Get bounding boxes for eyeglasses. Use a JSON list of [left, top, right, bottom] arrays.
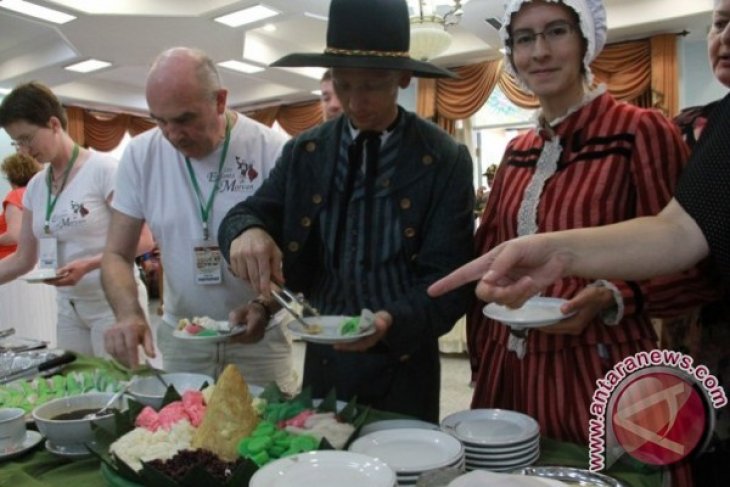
[[509, 21, 577, 51], [10, 128, 40, 149]]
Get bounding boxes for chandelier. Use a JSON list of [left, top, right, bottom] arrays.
[[409, 0, 464, 61]]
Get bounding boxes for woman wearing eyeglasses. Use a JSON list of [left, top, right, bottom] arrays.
[[0, 81, 151, 357], [465, 0, 711, 463]]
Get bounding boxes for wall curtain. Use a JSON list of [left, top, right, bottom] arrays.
[[244, 100, 322, 136], [65, 106, 155, 151], [419, 34, 679, 133]]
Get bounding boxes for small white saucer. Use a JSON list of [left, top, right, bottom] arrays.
[[483, 297, 576, 330], [0, 430, 44, 461], [45, 440, 92, 459], [21, 269, 63, 283]]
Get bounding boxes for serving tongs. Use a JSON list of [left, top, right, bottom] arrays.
[[270, 284, 321, 333], [0, 351, 76, 385], [0, 328, 15, 339]]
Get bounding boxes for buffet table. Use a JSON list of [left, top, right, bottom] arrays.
[[0, 356, 664, 487]]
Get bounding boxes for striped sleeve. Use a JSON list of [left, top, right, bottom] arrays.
[[629, 110, 718, 316]]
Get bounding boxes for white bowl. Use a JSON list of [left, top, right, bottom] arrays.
[[32, 392, 125, 451], [128, 372, 213, 409]]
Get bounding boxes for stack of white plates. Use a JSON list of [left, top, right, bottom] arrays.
[[349, 428, 465, 485], [249, 450, 397, 487], [440, 409, 540, 472]]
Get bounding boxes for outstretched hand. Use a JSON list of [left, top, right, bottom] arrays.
[[104, 316, 155, 368], [427, 235, 571, 307]]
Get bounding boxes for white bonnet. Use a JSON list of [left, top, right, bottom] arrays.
[[500, 0, 607, 87]]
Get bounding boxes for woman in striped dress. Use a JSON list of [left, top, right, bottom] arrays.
[[467, 0, 712, 465]]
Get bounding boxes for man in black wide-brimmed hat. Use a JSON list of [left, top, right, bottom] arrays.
[[219, 0, 474, 422]]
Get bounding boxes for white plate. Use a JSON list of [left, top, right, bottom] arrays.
[[0, 430, 44, 461], [396, 457, 465, 482], [449, 470, 567, 487], [465, 443, 539, 461], [349, 428, 464, 473], [21, 269, 63, 283], [172, 322, 246, 343], [286, 315, 376, 344], [45, 439, 92, 458], [482, 297, 575, 329], [463, 438, 539, 455], [250, 450, 396, 487], [360, 419, 440, 437], [441, 409, 540, 447], [464, 448, 540, 469]]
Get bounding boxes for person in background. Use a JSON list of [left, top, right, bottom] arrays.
[[319, 69, 343, 121], [665, 0, 730, 481], [474, 164, 497, 214], [0, 81, 151, 357], [102, 47, 297, 391], [218, 0, 474, 423], [0, 153, 41, 259], [444, 2, 710, 484]]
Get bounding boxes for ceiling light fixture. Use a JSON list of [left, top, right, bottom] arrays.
[[409, 0, 464, 61], [218, 60, 265, 74], [0, 0, 76, 24], [0, 87, 11, 95], [215, 4, 279, 28], [65, 59, 111, 73]]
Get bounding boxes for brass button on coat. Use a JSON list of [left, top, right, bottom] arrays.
[[305, 141, 316, 152], [422, 155, 433, 165], [288, 241, 300, 252], [399, 198, 411, 209], [404, 227, 416, 238], [300, 216, 312, 227], [312, 194, 323, 204], [380, 178, 391, 188]]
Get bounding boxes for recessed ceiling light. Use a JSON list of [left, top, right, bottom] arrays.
[[311, 90, 322, 96], [65, 59, 112, 73], [262, 23, 276, 32], [280, 67, 326, 80], [0, 87, 11, 95], [215, 4, 279, 28], [498, 48, 506, 54], [303, 12, 328, 22], [0, 0, 76, 24], [218, 60, 265, 74]]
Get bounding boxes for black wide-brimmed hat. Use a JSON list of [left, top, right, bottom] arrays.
[[271, 0, 456, 78]]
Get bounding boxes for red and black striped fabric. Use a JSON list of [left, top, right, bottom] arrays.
[[468, 92, 714, 447]]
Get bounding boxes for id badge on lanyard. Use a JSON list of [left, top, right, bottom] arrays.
[[193, 240, 222, 285], [38, 236, 59, 270]]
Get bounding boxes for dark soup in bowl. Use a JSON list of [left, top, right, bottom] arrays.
[[52, 408, 119, 421]]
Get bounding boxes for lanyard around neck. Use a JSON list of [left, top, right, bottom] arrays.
[[44, 144, 79, 234], [184, 113, 231, 240]]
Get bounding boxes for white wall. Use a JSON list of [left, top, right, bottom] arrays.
[[679, 37, 728, 109]]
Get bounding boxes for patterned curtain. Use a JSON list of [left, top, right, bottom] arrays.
[[245, 101, 322, 136], [64, 106, 155, 151]]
